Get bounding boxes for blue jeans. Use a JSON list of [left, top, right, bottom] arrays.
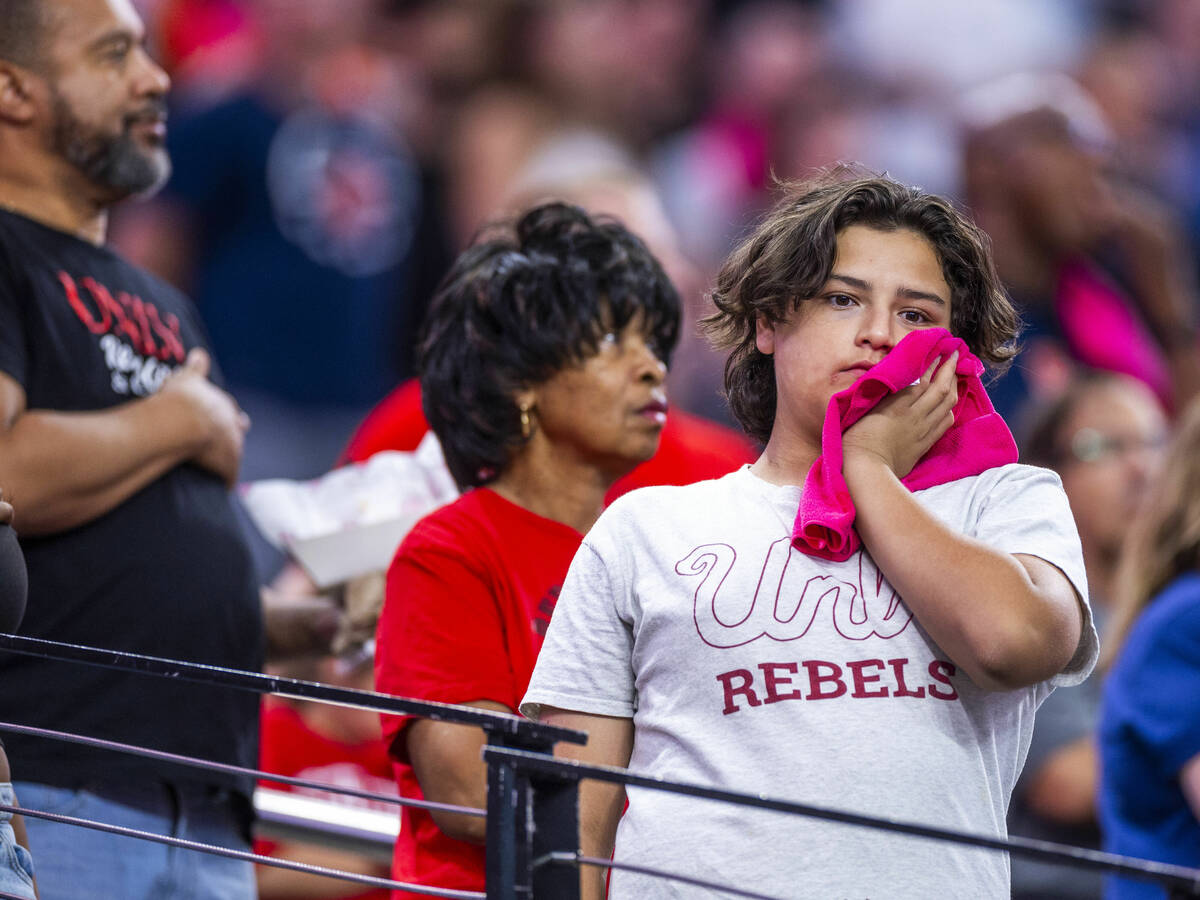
[[14, 780, 255, 900], [0, 783, 36, 900]]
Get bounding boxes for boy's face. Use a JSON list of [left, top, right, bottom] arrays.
[[756, 224, 952, 450]]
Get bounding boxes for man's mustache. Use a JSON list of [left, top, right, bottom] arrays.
[[124, 98, 168, 128]]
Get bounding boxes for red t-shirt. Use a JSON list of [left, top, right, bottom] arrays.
[[339, 378, 758, 503], [374, 488, 584, 898], [256, 699, 399, 900]]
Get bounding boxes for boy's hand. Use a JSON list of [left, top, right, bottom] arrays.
[[843, 351, 958, 478]]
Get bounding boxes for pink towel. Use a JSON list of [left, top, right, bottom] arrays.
[[793, 327, 1017, 562]]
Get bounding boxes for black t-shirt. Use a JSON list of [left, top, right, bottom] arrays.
[[0, 209, 263, 799]]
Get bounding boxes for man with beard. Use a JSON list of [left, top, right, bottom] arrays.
[[0, 1, 265, 896]]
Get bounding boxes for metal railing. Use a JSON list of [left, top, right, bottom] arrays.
[[484, 746, 1200, 898], [3, 632, 1200, 899]]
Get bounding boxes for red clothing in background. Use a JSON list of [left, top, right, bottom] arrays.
[[341, 379, 429, 463], [256, 698, 398, 900], [374, 489, 583, 899], [339, 378, 758, 502]]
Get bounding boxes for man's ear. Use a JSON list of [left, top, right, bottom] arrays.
[[0, 62, 38, 125], [754, 316, 776, 356]]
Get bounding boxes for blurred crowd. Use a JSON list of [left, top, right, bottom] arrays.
[[112, 0, 1200, 479], [98, 1, 1200, 897]]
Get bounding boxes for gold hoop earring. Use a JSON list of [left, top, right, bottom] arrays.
[[519, 403, 533, 440]]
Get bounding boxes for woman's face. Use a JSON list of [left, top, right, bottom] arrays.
[[526, 316, 669, 478], [1057, 378, 1168, 567]]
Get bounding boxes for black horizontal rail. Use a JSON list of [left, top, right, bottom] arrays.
[[0, 802, 483, 899], [486, 746, 1200, 895], [0, 720, 484, 819], [0, 633, 585, 746]]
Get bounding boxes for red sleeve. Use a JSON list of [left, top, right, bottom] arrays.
[[340, 378, 429, 464], [374, 524, 517, 759]]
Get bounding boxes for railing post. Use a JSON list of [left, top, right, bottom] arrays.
[[529, 771, 579, 899], [484, 735, 581, 900], [485, 737, 528, 900]]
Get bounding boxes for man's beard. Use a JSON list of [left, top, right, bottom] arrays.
[[50, 90, 171, 198]]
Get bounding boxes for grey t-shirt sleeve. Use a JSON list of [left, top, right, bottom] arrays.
[[971, 465, 1098, 688], [521, 535, 637, 721]]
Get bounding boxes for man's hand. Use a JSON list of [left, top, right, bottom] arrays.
[[843, 351, 958, 478], [261, 587, 343, 660], [158, 348, 250, 487]]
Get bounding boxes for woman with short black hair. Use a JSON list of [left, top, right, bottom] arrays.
[[374, 201, 680, 898]]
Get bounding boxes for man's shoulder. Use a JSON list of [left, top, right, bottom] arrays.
[[0, 209, 189, 302], [0, 209, 56, 281]]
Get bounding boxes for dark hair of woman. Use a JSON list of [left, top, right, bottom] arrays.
[[418, 201, 681, 489], [703, 166, 1020, 444]]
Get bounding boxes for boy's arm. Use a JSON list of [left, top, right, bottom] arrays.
[[843, 353, 1084, 692], [539, 708, 634, 900]]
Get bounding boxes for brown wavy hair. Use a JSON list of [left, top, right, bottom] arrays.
[[702, 167, 1019, 443]]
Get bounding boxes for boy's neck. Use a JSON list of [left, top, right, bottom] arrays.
[[750, 436, 819, 487]]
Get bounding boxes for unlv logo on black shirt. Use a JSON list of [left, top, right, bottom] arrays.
[[58, 271, 185, 396]]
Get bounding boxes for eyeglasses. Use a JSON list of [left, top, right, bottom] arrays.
[[1066, 427, 1168, 464]]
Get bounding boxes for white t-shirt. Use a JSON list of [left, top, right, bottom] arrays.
[[521, 464, 1096, 900]]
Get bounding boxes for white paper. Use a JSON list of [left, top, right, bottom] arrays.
[[240, 433, 459, 587]]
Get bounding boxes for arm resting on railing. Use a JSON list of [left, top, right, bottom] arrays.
[[407, 699, 512, 844]]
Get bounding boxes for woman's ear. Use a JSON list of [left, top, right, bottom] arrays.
[[754, 316, 776, 356], [513, 388, 537, 441], [513, 387, 537, 411]]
